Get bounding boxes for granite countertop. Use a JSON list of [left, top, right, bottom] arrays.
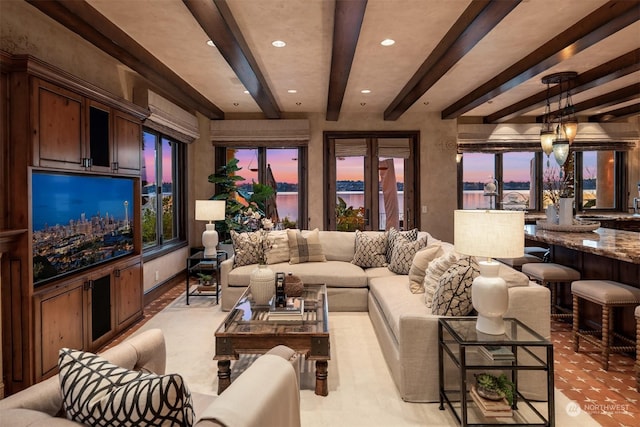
[[526, 212, 640, 222], [524, 224, 640, 264]]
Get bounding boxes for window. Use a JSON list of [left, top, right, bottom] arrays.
[[142, 129, 185, 252], [216, 147, 307, 229], [460, 149, 627, 212]]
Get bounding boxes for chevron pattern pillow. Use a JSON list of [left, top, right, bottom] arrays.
[[388, 234, 427, 274], [58, 348, 194, 426], [352, 230, 388, 267], [430, 256, 480, 316]]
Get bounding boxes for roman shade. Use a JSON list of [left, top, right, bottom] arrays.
[[210, 119, 310, 146], [135, 89, 200, 143]]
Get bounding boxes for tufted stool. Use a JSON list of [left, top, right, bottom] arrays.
[[571, 280, 640, 370], [496, 254, 543, 271], [636, 306, 640, 392], [522, 263, 580, 319]]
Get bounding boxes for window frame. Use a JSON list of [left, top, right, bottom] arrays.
[[141, 128, 187, 260], [214, 145, 308, 230]]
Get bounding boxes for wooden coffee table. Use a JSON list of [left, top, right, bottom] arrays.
[[214, 284, 330, 395]]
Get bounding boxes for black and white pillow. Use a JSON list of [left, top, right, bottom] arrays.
[[388, 234, 427, 275], [58, 348, 194, 427], [386, 227, 418, 264], [430, 256, 480, 316], [231, 230, 262, 266], [352, 230, 388, 267]]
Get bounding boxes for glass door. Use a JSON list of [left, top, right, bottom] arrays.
[[325, 133, 417, 231]]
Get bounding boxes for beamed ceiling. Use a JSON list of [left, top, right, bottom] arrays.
[[25, 0, 640, 123]]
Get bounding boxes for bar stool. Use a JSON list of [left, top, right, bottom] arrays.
[[636, 305, 640, 392], [522, 263, 580, 319], [496, 254, 542, 271], [524, 246, 549, 261], [571, 280, 640, 370]]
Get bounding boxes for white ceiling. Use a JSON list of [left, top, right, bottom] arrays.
[[78, 0, 639, 120]]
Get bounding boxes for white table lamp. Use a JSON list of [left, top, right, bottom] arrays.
[[195, 200, 226, 257], [454, 210, 524, 335]]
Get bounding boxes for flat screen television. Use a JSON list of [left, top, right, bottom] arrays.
[[32, 170, 136, 287]]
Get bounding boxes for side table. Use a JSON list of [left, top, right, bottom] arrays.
[[438, 317, 554, 426], [186, 250, 228, 305]]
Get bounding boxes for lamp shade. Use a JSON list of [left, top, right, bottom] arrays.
[[454, 210, 524, 260], [540, 130, 554, 156], [195, 200, 226, 222], [552, 139, 570, 166]]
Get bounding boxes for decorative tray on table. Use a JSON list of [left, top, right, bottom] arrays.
[[536, 219, 600, 232]]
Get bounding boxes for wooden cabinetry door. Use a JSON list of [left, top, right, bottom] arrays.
[[113, 111, 142, 175], [86, 100, 112, 173], [115, 260, 143, 327], [33, 79, 84, 170], [34, 279, 86, 380], [86, 267, 116, 350]]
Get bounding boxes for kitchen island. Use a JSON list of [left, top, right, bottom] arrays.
[[524, 224, 639, 338]]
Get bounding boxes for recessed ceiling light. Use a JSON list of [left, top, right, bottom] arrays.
[[287, 89, 297, 94], [243, 90, 249, 94], [272, 40, 286, 48], [206, 40, 215, 47], [380, 39, 395, 46], [361, 89, 371, 94]]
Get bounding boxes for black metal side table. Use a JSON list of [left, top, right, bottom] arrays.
[[438, 317, 554, 426], [186, 250, 228, 305]]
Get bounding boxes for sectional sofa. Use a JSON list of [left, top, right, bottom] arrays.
[[220, 228, 551, 402]]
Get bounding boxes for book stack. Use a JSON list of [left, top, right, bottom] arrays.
[[478, 345, 515, 361], [268, 297, 304, 321], [470, 385, 513, 417]]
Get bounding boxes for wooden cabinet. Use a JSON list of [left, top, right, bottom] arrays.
[[33, 257, 142, 381], [32, 78, 142, 175]]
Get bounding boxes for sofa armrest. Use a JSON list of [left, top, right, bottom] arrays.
[[505, 282, 551, 339], [196, 350, 301, 427], [219, 256, 235, 292]]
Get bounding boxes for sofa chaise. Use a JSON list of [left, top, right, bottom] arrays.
[[0, 329, 301, 427], [220, 228, 551, 402]]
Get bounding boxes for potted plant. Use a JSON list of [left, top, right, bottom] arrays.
[[207, 158, 274, 243], [197, 273, 214, 286], [474, 373, 515, 406]]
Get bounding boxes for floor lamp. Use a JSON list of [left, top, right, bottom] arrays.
[[195, 200, 226, 257], [454, 210, 524, 335]]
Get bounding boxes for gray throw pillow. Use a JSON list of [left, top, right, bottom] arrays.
[[352, 230, 388, 267]]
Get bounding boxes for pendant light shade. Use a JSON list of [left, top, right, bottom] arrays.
[[541, 72, 579, 162], [552, 139, 570, 166], [540, 130, 555, 156]]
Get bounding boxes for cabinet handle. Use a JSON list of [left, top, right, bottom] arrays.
[[112, 161, 119, 171], [114, 269, 121, 278], [83, 280, 93, 291]]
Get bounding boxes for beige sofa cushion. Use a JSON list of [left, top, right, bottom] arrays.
[[317, 231, 356, 261], [408, 242, 444, 293], [288, 229, 326, 264], [265, 230, 290, 264]]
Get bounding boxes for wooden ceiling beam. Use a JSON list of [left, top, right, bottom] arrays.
[[326, 0, 368, 121], [485, 49, 640, 123], [536, 83, 640, 122], [384, 0, 519, 121], [442, 0, 640, 120], [185, 0, 281, 119], [589, 103, 640, 122], [26, 0, 224, 119]]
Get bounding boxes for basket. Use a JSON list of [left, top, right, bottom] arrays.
[[284, 273, 304, 297]]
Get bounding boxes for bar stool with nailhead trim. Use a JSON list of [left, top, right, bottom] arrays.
[[571, 280, 640, 370]]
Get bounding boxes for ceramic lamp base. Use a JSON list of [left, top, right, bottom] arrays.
[[472, 261, 508, 336]]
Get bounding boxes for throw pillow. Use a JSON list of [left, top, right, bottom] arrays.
[[287, 228, 326, 264], [388, 234, 427, 275], [58, 348, 194, 427], [430, 256, 480, 316], [386, 227, 418, 264], [408, 242, 444, 293], [264, 230, 290, 264], [424, 251, 459, 307], [231, 230, 262, 266], [352, 230, 388, 267]]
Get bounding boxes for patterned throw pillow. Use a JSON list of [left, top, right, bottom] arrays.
[[231, 230, 261, 266], [264, 230, 290, 264], [58, 348, 194, 427], [386, 227, 418, 264], [424, 252, 459, 307], [287, 228, 326, 264], [408, 242, 444, 293], [388, 234, 427, 275], [430, 256, 480, 316], [352, 230, 388, 267]]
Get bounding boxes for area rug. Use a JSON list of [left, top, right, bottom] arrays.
[[131, 291, 602, 426]]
